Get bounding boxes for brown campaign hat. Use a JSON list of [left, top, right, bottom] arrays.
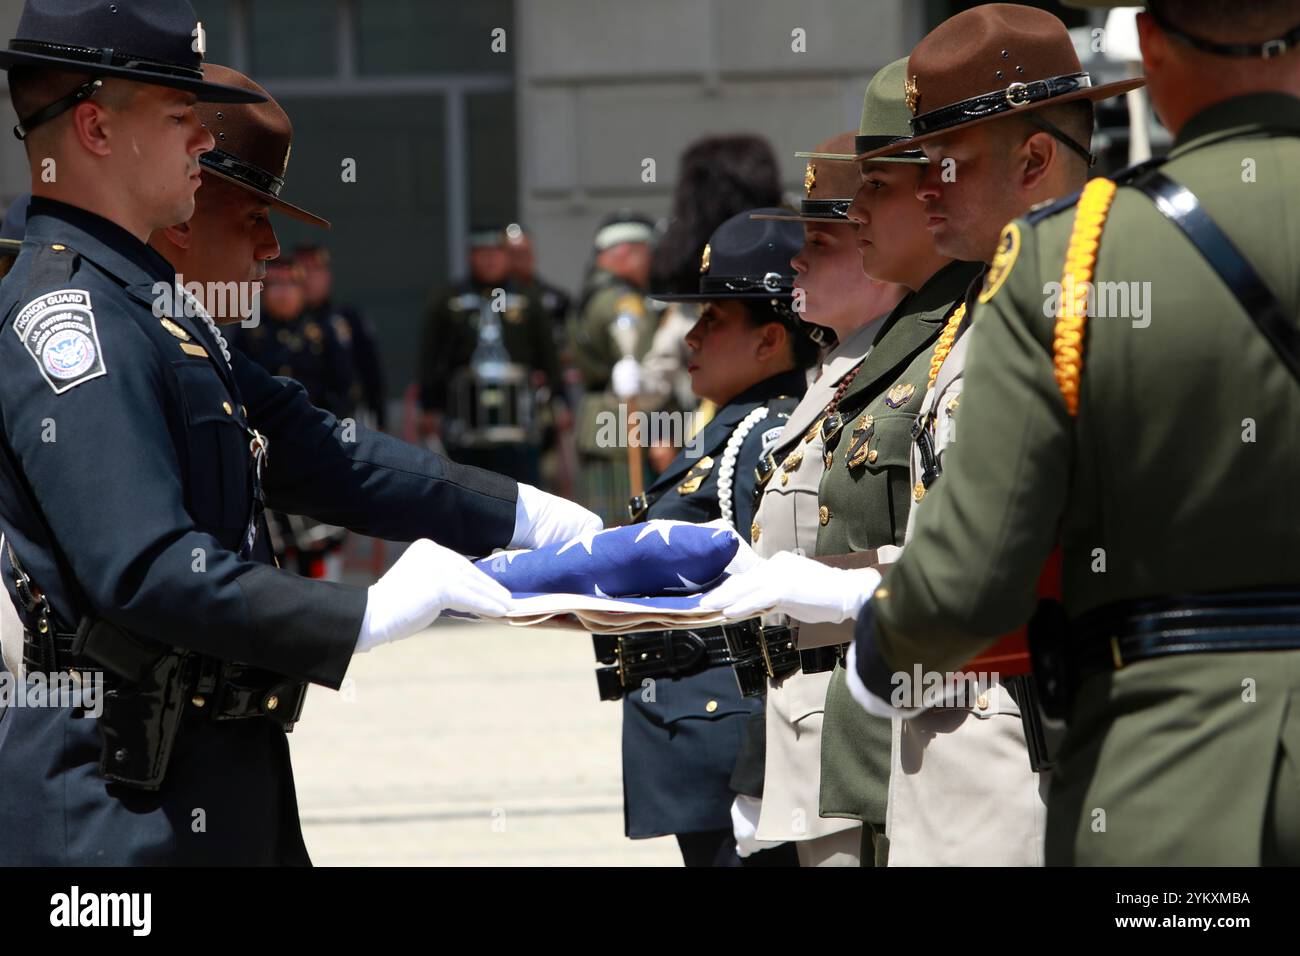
[[752, 132, 862, 224], [857, 3, 1144, 163], [194, 64, 328, 229]]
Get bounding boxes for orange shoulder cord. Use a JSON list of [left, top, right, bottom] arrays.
[[926, 302, 967, 390], [1052, 177, 1119, 416], [960, 185, 1118, 676]]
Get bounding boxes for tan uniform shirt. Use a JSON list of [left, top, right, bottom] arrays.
[[749, 321, 880, 844], [885, 327, 1047, 866]]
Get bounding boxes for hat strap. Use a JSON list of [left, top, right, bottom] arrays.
[[1022, 111, 1096, 168], [14, 77, 102, 141], [200, 148, 286, 198], [910, 72, 1093, 137], [1148, 2, 1300, 60], [854, 133, 927, 160], [801, 198, 853, 219], [700, 272, 794, 297]]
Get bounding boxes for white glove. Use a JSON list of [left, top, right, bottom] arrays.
[[355, 539, 512, 653], [509, 482, 603, 550], [698, 550, 881, 624], [731, 794, 785, 859], [610, 355, 642, 400]]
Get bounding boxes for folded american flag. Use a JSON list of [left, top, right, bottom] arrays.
[[471, 520, 750, 632]]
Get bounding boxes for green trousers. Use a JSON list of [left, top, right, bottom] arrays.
[[1047, 650, 1300, 865]]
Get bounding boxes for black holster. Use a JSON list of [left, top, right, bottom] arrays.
[[73, 617, 188, 791], [1026, 598, 1075, 722]]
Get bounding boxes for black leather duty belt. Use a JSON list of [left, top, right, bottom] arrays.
[[726, 623, 849, 698], [21, 626, 306, 727], [592, 622, 754, 701], [1070, 590, 1300, 681]]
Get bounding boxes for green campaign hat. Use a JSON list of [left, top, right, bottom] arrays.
[[853, 57, 930, 164]]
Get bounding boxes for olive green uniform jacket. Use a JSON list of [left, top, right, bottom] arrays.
[[810, 261, 980, 855]]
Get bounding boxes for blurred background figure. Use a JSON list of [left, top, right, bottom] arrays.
[[230, 258, 353, 580], [296, 243, 388, 432], [505, 222, 577, 496], [639, 134, 785, 472], [418, 225, 565, 487], [506, 222, 570, 346], [568, 211, 659, 526]]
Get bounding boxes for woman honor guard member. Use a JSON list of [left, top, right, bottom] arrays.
[[704, 57, 982, 866], [723, 125, 906, 866], [598, 210, 820, 867]]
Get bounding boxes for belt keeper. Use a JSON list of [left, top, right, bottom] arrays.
[[1110, 635, 1125, 670]]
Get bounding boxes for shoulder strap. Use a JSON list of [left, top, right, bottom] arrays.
[[1128, 167, 1300, 386], [1052, 177, 1122, 416]]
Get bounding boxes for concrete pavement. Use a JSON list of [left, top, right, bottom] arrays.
[[289, 616, 682, 866]]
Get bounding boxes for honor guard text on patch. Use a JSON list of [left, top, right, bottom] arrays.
[[979, 222, 1020, 303], [13, 289, 106, 394]]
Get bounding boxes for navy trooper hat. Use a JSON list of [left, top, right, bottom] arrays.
[[0, 0, 266, 140], [651, 209, 802, 303]]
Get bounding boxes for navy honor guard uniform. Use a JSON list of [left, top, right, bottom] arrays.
[[599, 211, 820, 866]]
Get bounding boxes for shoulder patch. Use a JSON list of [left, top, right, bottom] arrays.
[[978, 223, 1021, 304], [12, 289, 106, 394]]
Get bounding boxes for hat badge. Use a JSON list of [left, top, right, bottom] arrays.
[[803, 161, 817, 196], [700, 243, 711, 274], [904, 75, 920, 115], [191, 21, 207, 58]]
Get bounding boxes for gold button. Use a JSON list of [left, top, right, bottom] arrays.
[[780, 473, 789, 486], [705, 700, 718, 713], [867, 449, 878, 464], [265, 695, 279, 711], [751, 521, 761, 543], [914, 481, 926, 502], [976, 693, 989, 710], [222, 401, 233, 415], [819, 505, 830, 526], [191, 695, 206, 708], [875, 587, 889, 600], [50, 243, 65, 251]]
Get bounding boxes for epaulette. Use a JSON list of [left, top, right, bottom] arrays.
[[1024, 190, 1082, 226], [19, 241, 78, 303]]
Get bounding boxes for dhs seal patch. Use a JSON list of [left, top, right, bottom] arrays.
[[12, 289, 106, 394]]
